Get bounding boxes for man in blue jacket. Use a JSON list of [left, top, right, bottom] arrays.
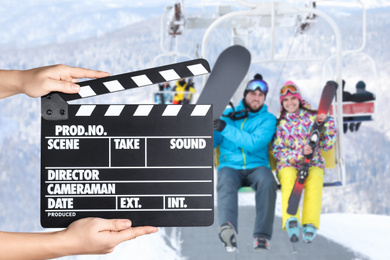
[[214, 74, 277, 252]]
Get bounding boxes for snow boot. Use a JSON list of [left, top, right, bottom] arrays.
[[303, 224, 317, 243], [285, 217, 300, 242], [253, 237, 270, 251], [218, 222, 237, 252]]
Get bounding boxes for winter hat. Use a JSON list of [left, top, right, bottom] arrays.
[[356, 81, 366, 89], [244, 74, 269, 98], [279, 81, 303, 104]]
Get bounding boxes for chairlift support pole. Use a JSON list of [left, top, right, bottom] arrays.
[[153, 3, 193, 66]]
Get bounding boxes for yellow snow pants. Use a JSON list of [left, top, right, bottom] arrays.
[[278, 166, 324, 230]]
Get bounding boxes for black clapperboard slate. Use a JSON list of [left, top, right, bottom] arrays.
[[40, 59, 214, 228]]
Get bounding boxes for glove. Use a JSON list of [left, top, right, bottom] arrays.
[[213, 119, 226, 132]]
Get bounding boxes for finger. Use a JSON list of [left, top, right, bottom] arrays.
[[318, 113, 326, 122], [67, 67, 110, 80], [47, 79, 80, 94], [99, 219, 134, 232], [116, 226, 158, 242]]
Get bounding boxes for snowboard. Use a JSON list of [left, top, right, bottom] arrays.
[[197, 45, 251, 119], [286, 81, 337, 215]]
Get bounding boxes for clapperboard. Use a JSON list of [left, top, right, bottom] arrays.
[[40, 59, 214, 228]]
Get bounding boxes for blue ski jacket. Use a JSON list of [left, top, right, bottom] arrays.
[[214, 100, 277, 170]]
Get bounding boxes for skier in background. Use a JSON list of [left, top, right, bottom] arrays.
[[349, 80, 376, 132], [214, 74, 277, 252], [172, 78, 195, 104], [155, 82, 173, 104], [0, 64, 158, 259], [271, 81, 337, 243]]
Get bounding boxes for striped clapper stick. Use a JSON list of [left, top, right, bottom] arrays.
[[40, 59, 214, 228]]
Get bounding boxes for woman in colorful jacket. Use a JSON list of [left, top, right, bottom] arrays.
[[271, 81, 337, 243]]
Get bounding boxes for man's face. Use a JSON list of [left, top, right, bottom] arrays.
[[245, 89, 265, 111]]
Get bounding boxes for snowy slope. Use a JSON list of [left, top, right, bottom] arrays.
[[0, 1, 389, 260], [319, 213, 390, 260], [239, 192, 390, 260]]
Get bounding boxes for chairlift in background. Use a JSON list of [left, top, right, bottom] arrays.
[[325, 54, 377, 130], [322, 0, 377, 132]]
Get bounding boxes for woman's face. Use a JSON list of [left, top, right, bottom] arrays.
[[282, 95, 300, 113]]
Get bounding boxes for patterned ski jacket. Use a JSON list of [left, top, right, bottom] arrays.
[[271, 102, 337, 171], [214, 100, 276, 170]]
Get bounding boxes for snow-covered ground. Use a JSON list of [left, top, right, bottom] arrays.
[[1, 1, 390, 260], [319, 213, 390, 260], [240, 192, 390, 260]]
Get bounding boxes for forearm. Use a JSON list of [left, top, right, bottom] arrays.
[[0, 69, 24, 99], [0, 230, 73, 260], [0, 64, 109, 99]]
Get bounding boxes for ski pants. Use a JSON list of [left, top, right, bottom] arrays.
[[217, 166, 277, 239], [278, 166, 324, 230]]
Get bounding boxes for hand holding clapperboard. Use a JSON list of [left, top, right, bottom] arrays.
[[41, 59, 214, 228]]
